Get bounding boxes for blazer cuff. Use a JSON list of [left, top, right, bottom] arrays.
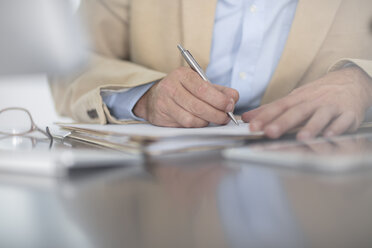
[[70, 83, 163, 125], [102, 82, 155, 122], [328, 58, 372, 79]]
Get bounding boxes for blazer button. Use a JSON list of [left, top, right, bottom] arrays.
[[87, 109, 98, 119]]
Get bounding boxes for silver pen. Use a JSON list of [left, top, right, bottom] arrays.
[[177, 44, 239, 126]]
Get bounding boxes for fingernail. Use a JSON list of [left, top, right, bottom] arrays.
[[324, 131, 334, 137], [298, 131, 311, 140], [266, 125, 280, 138], [225, 98, 235, 112], [250, 121, 262, 131]]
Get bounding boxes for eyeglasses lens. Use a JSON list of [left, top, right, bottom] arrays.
[[0, 109, 32, 135]]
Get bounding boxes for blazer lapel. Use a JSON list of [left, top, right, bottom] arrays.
[[180, 0, 218, 70], [261, 0, 343, 104]]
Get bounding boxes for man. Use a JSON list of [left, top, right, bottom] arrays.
[[50, 0, 372, 140]]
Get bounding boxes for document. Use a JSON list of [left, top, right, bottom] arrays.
[[59, 120, 263, 140], [58, 121, 264, 155]]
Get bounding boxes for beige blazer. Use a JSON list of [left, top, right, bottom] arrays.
[[49, 0, 372, 124]]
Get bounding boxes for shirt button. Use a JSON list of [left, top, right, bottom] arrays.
[[239, 72, 247, 80], [250, 5, 258, 13]]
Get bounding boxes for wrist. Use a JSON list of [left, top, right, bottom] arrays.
[[349, 66, 372, 108], [133, 90, 149, 120]]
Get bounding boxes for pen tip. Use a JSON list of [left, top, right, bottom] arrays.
[[227, 112, 239, 125]]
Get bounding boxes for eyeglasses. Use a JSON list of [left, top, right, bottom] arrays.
[[0, 107, 53, 148]]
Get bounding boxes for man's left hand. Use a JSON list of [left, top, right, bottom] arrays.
[[242, 66, 372, 140]]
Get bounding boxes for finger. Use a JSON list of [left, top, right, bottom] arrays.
[[178, 68, 234, 112], [263, 102, 317, 139], [212, 84, 240, 103], [148, 111, 182, 128], [322, 111, 357, 137], [296, 106, 339, 140], [249, 96, 304, 131], [145, 93, 181, 127], [241, 105, 268, 123], [173, 85, 230, 125], [167, 99, 209, 128]]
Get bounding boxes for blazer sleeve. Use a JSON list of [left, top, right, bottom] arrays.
[[48, 0, 165, 124], [329, 58, 372, 79]]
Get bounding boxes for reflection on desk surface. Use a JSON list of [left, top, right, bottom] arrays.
[[224, 133, 372, 173], [250, 133, 372, 156], [1, 146, 372, 248]]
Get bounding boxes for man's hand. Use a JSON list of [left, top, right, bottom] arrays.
[[242, 66, 372, 140], [133, 67, 239, 127]]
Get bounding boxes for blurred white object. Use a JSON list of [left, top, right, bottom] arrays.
[[0, 0, 87, 75], [69, 0, 81, 12], [0, 75, 72, 126]]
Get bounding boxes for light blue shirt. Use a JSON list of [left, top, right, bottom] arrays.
[[103, 0, 298, 120]]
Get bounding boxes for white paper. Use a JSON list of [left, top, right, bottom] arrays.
[[60, 120, 263, 139]]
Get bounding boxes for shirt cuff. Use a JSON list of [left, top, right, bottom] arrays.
[[101, 83, 155, 121]]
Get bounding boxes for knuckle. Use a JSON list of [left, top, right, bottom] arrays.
[[189, 101, 205, 116], [156, 98, 168, 114], [286, 105, 302, 117], [180, 68, 195, 83], [295, 108, 307, 120], [301, 101, 316, 115], [222, 87, 237, 99], [199, 120, 209, 127], [304, 123, 318, 133], [180, 116, 208, 128], [266, 105, 283, 117], [277, 101, 290, 111], [219, 96, 230, 110], [222, 87, 239, 102], [317, 104, 341, 119], [197, 82, 209, 96], [326, 104, 340, 115], [174, 67, 189, 77], [181, 115, 197, 128], [158, 79, 177, 99]]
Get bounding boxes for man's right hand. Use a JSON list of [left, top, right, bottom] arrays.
[[133, 67, 239, 127]]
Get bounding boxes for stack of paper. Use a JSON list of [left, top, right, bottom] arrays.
[[58, 121, 263, 156]]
